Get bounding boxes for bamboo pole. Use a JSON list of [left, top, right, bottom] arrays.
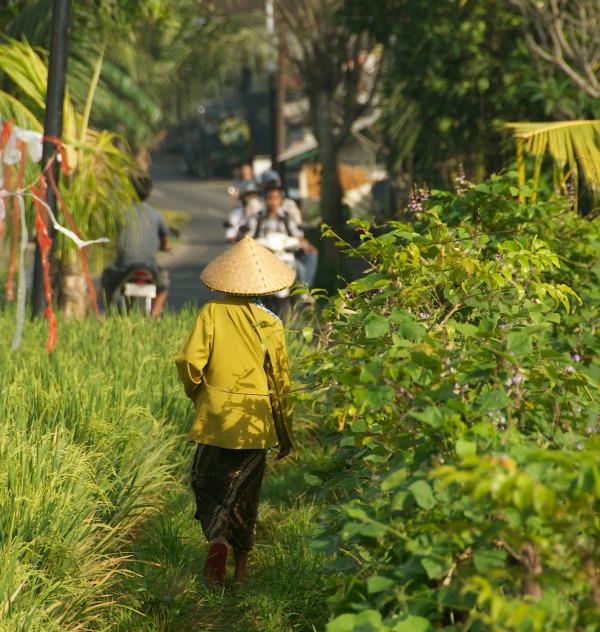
[[32, 0, 72, 317]]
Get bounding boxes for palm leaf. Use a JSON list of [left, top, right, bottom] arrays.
[[505, 120, 600, 199], [99, 61, 163, 125], [0, 92, 42, 130], [80, 48, 105, 143], [0, 38, 136, 267], [0, 38, 48, 113]]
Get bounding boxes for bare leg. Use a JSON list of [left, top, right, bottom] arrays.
[[233, 547, 249, 582], [204, 536, 228, 586], [150, 292, 168, 319]]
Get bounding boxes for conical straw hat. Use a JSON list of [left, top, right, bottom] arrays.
[[199, 235, 296, 296]]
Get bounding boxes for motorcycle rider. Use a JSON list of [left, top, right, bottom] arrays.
[[224, 182, 262, 243], [101, 175, 171, 318], [247, 184, 318, 290], [259, 169, 304, 227], [233, 163, 259, 197]]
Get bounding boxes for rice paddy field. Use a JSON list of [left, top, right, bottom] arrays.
[[1, 307, 329, 631]]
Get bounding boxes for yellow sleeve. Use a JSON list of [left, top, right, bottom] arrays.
[[267, 327, 295, 449], [175, 311, 213, 399]]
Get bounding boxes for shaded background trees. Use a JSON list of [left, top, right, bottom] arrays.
[[0, 0, 267, 161], [341, 0, 600, 192], [341, 0, 547, 187], [276, 0, 383, 236]]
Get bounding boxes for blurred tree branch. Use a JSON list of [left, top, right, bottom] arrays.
[[508, 0, 600, 98], [275, 0, 384, 236]]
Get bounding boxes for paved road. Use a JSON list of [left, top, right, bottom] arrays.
[[149, 152, 232, 312]]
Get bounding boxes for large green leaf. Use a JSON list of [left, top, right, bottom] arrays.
[[505, 120, 600, 202]]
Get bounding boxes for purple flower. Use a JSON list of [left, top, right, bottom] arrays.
[[407, 185, 424, 215], [454, 164, 468, 195], [572, 352, 580, 363]]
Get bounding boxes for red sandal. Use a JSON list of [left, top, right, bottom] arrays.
[[203, 541, 228, 586]]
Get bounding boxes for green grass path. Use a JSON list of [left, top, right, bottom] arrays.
[[1, 308, 330, 631], [112, 447, 329, 632]]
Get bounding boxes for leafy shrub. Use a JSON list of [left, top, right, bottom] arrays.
[[300, 173, 600, 630]]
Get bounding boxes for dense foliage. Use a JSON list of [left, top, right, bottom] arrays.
[[340, 0, 548, 185], [339, 0, 600, 190], [300, 174, 600, 630]]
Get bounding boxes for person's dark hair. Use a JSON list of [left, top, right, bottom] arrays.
[[264, 183, 283, 196], [131, 175, 153, 201]]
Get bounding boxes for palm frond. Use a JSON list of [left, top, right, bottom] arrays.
[[81, 48, 105, 142], [0, 92, 43, 130], [505, 120, 600, 194], [0, 39, 48, 113], [0, 2, 52, 48], [89, 89, 155, 145], [99, 61, 163, 125]]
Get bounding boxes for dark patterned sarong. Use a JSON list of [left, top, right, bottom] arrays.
[[190, 443, 267, 552]]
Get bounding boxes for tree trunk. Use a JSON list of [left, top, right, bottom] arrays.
[[519, 543, 543, 601], [57, 255, 91, 320], [312, 90, 344, 233], [309, 89, 347, 288]]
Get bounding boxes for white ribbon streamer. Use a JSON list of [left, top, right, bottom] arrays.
[[29, 193, 110, 248], [2, 127, 43, 165], [11, 195, 28, 351]]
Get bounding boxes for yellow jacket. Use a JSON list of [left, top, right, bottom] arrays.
[[175, 296, 294, 450]]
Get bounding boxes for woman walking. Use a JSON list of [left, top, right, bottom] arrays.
[[175, 236, 295, 585]]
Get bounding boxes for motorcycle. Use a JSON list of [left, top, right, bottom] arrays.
[[114, 264, 158, 317], [254, 232, 301, 317]]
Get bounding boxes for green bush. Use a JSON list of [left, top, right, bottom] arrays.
[[300, 173, 600, 631]]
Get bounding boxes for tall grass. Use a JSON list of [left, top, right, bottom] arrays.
[[1, 307, 192, 629], [1, 305, 331, 630]]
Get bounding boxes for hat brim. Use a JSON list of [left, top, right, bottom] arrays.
[[199, 236, 296, 295]]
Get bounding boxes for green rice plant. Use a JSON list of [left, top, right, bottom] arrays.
[[248, 502, 329, 632], [0, 304, 329, 630], [0, 422, 129, 629], [0, 308, 194, 629]]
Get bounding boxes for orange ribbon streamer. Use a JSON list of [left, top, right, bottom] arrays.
[[43, 135, 71, 175], [45, 169, 102, 319], [0, 121, 15, 249], [33, 202, 57, 352], [0, 118, 13, 151]]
